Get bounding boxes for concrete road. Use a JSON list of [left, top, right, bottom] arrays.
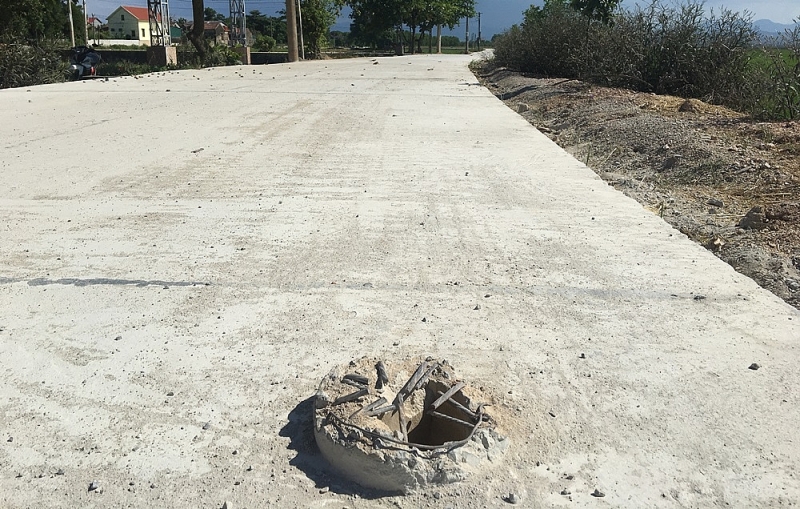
[[1, 55, 798, 508]]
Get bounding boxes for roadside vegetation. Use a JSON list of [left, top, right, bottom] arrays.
[[492, 0, 800, 120], [0, 0, 82, 88], [2, 0, 479, 88]]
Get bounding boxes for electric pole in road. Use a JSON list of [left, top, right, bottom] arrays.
[[286, 0, 299, 62]]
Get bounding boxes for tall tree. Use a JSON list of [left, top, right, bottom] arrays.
[[298, 0, 344, 57], [188, 0, 208, 59], [419, 0, 475, 53], [347, 0, 474, 53], [0, 0, 80, 42], [247, 11, 287, 43], [569, 0, 621, 24], [348, 0, 401, 48]]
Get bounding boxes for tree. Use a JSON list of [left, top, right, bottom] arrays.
[[247, 10, 287, 43], [569, 0, 621, 24], [204, 7, 226, 22], [328, 30, 350, 47], [420, 0, 475, 53], [348, 0, 401, 48], [188, 0, 208, 59], [347, 0, 474, 53], [299, 0, 343, 57], [0, 0, 79, 42], [252, 34, 276, 51]]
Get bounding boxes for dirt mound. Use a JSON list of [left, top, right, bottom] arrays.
[[475, 63, 800, 309]]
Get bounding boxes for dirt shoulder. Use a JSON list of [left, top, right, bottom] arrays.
[[474, 62, 800, 310]]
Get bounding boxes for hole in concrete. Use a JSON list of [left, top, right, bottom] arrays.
[[313, 357, 509, 494], [382, 380, 472, 447]]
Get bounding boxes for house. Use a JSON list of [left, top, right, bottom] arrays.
[[87, 16, 103, 29], [204, 21, 229, 46], [106, 6, 152, 45]]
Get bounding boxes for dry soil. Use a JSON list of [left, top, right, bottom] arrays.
[[476, 62, 800, 310]]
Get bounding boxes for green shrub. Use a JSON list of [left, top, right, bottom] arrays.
[[252, 35, 276, 52], [491, 0, 799, 118], [0, 38, 66, 88]]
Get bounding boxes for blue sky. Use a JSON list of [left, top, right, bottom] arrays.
[[88, 0, 799, 38]]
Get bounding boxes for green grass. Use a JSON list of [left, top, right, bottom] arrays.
[[747, 48, 798, 71]]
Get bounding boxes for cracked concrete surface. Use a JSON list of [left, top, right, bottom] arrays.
[[1, 54, 799, 507]]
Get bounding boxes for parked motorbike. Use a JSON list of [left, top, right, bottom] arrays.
[[68, 46, 101, 80]]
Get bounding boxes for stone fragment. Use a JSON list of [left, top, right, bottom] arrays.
[[678, 98, 703, 112], [739, 206, 768, 230]]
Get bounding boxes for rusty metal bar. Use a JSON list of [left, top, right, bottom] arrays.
[[350, 396, 387, 419], [396, 362, 430, 402], [333, 388, 368, 406], [429, 410, 474, 429], [365, 404, 396, 417], [436, 390, 478, 421], [375, 361, 389, 390], [430, 381, 466, 410], [343, 374, 369, 386]]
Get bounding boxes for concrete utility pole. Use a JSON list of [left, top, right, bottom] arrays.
[[477, 12, 481, 51], [297, 0, 305, 59], [286, 0, 299, 62], [67, 0, 76, 47], [82, 0, 89, 44], [464, 16, 469, 54]]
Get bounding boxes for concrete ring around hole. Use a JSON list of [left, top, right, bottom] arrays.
[[313, 357, 510, 494]]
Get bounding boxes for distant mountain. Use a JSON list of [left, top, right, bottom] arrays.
[[753, 19, 797, 37]]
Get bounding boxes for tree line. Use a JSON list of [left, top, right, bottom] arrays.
[[0, 0, 86, 43], [0, 0, 88, 89], [185, 0, 475, 58]]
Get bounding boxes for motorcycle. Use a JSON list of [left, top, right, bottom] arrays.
[[68, 46, 102, 80]]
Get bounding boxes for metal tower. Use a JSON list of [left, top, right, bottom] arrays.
[[148, 0, 171, 47], [229, 0, 247, 46]]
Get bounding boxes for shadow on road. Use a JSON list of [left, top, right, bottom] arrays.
[[280, 396, 388, 500]]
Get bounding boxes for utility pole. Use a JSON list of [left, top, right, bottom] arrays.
[[436, 24, 441, 54], [229, 0, 247, 46], [67, 0, 76, 47], [296, 0, 304, 59], [83, 0, 89, 45], [286, 0, 298, 62], [477, 12, 481, 51], [464, 16, 469, 54]]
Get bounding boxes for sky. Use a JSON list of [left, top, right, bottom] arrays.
[[86, 0, 799, 39]]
